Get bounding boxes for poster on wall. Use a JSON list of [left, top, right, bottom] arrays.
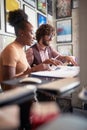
[[4, 0, 20, 34], [56, 19, 72, 43], [23, 0, 36, 8], [0, 35, 15, 52], [37, 0, 47, 14], [72, 0, 79, 9], [37, 13, 47, 27], [56, 0, 72, 19], [57, 44, 73, 56], [23, 5, 37, 31], [47, 0, 52, 16]]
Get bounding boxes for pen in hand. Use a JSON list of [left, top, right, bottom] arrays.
[[51, 55, 63, 66], [53, 55, 59, 60]]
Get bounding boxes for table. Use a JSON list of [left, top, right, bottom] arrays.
[[1, 76, 80, 96]]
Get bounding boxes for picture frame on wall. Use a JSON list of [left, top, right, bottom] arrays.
[[47, 0, 53, 16], [57, 44, 73, 56], [37, 13, 47, 27], [56, 0, 72, 19], [0, 35, 15, 51], [37, 0, 47, 14], [4, 0, 20, 34], [23, 4, 37, 31], [23, 0, 36, 8], [72, 0, 79, 9], [56, 19, 72, 43]]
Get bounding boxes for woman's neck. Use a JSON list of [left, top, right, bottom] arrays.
[[15, 38, 25, 48], [38, 41, 46, 49]]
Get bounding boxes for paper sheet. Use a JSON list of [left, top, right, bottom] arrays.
[[31, 66, 80, 78]]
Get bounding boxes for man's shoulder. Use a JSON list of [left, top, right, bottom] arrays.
[[25, 44, 36, 52], [26, 47, 33, 54], [47, 45, 53, 50], [31, 43, 38, 48]]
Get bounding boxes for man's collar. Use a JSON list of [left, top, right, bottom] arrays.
[[37, 43, 47, 51]]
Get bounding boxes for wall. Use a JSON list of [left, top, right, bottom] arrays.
[[72, 0, 87, 108], [72, 9, 79, 62], [79, 0, 87, 87], [53, 0, 79, 60], [0, 0, 79, 60], [0, 0, 56, 51]]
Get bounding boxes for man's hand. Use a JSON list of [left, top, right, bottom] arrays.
[[43, 59, 57, 66], [63, 56, 78, 66]]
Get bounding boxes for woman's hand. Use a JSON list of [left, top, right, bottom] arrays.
[[23, 67, 32, 75]]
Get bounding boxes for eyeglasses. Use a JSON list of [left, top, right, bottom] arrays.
[[48, 33, 55, 39]]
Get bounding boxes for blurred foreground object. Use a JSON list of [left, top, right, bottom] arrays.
[[37, 114, 87, 130], [30, 102, 60, 130], [0, 105, 20, 130]]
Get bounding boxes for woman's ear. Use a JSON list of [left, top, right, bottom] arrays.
[[18, 29, 24, 37]]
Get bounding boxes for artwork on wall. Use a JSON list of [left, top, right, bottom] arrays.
[[37, 0, 47, 14], [72, 0, 79, 9], [4, 0, 20, 34], [56, 19, 72, 43], [0, 35, 15, 52], [23, 4, 37, 31], [56, 0, 72, 19], [47, 14, 53, 25], [47, 0, 52, 16], [23, 0, 36, 8], [37, 13, 47, 27], [57, 44, 73, 56]]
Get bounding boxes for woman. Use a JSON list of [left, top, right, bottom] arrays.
[[0, 9, 57, 91]]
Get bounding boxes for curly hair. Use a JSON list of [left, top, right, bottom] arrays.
[[8, 9, 31, 36], [36, 24, 55, 42], [8, 9, 28, 26]]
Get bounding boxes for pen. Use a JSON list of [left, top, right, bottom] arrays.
[[54, 55, 59, 60], [51, 55, 59, 61]]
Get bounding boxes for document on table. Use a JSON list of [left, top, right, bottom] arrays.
[[31, 66, 80, 78]]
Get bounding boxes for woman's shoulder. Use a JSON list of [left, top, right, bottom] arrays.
[[2, 42, 19, 58], [6, 43, 18, 53]]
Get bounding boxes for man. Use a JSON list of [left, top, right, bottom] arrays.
[[26, 24, 77, 112], [26, 24, 77, 70]]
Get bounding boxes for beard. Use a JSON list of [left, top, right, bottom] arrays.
[[42, 37, 49, 46]]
